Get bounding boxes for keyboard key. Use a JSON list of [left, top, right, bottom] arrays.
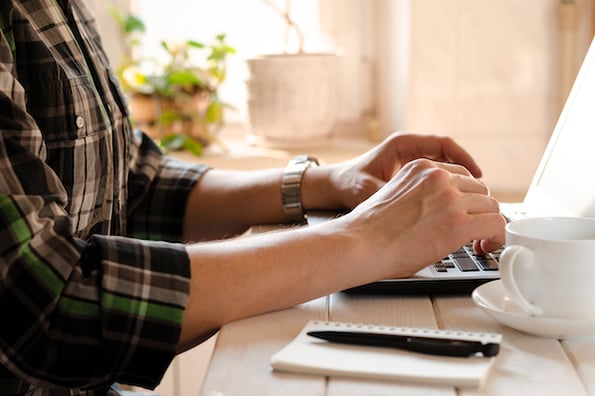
[[452, 247, 466, 255], [452, 256, 480, 271], [434, 264, 448, 272], [476, 256, 499, 271], [441, 260, 455, 268]]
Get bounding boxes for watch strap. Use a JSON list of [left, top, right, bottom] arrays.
[[281, 155, 319, 224]]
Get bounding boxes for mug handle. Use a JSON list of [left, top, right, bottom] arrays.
[[499, 245, 544, 316]]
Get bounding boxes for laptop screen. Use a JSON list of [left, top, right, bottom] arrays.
[[523, 37, 595, 218]]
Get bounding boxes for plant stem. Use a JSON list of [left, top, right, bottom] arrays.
[[261, 0, 304, 53]]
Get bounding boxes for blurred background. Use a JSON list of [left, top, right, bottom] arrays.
[[92, 0, 594, 199], [89, 1, 594, 393]]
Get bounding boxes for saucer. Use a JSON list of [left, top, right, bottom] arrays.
[[471, 280, 595, 339]]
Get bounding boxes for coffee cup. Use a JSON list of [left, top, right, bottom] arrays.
[[499, 217, 595, 320]]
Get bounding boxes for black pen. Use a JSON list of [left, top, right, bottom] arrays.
[[307, 330, 500, 358]]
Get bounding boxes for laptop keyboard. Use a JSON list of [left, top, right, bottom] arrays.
[[434, 243, 502, 273]]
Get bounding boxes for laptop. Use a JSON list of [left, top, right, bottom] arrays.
[[315, 36, 595, 294]]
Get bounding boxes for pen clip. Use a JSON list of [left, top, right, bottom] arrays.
[[406, 336, 499, 357]]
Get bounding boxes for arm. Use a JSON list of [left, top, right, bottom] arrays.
[[0, 29, 190, 392], [182, 167, 287, 241], [182, 132, 495, 242], [178, 151, 505, 350]]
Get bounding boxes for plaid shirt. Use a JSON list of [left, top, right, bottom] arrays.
[[0, 1, 209, 394]]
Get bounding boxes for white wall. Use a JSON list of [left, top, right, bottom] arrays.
[[404, 0, 593, 197]]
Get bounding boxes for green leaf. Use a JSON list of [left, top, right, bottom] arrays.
[[124, 15, 146, 34], [207, 67, 224, 82], [160, 111, 181, 125], [160, 134, 203, 156], [206, 101, 223, 123], [160, 134, 184, 150], [181, 137, 203, 156], [166, 70, 203, 86], [108, 6, 125, 26], [160, 41, 171, 53], [207, 44, 236, 63], [187, 40, 206, 49]]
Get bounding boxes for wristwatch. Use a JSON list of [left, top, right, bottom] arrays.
[[281, 155, 320, 224]]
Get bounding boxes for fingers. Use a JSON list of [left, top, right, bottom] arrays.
[[415, 160, 489, 199], [424, 160, 504, 253], [472, 214, 507, 254], [383, 132, 483, 178], [438, 136, 483, 178], [444, 165, 503, 251], [474, 238, 504, 255], [435, 162, 489, 195], [435, 161, 473, 176], [347, 156, 506, 277], [461, 192, 499, 216]]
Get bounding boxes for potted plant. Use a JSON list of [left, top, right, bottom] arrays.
[[110, 7, 236, 155], [245, 0, 340, 148]]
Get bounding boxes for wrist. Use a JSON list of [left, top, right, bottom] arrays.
[[316, 216, 389, 285], [301, 164, 343, 211]]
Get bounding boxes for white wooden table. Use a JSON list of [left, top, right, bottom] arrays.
[[199, 291, 595, 395], [183, 133, 592, 395]]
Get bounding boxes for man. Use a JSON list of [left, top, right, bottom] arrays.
[[0, 1, 504, 395]]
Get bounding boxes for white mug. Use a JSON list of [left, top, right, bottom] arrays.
[[499, 217, 595, 319]]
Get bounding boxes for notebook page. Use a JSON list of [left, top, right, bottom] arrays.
[[271, 320, 501, 388]]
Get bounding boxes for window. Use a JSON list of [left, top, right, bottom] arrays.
[[94, 0, 381, 133], [94, 0, 410, 139]]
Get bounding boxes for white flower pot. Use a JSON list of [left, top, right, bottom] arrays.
[[245, 53, 340, 148]]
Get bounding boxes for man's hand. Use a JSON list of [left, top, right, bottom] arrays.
[[334, 157, 505, 276], [302, 132, 484, 211]]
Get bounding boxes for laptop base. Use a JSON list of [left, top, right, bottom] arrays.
[[344, 278, 495, 295]]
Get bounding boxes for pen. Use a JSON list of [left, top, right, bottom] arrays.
[[307, 330, 500, 358]]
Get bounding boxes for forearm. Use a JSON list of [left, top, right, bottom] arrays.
[[183, 168, 285, 240], [178, 219, 375, 350], [182, 165, 340, 241]]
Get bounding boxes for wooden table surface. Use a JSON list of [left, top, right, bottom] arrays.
[[199, 289, 595, 395]]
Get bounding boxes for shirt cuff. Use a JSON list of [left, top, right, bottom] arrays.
[[86, 234, 191, 389]]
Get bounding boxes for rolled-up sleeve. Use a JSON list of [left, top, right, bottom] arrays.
[[0, 134, 197, 393], [126, 131, 210, 243], [0, 134, 194, 392]]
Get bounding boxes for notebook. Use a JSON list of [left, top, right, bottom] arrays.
[[312, 36, 595, 294], [271, 320, 501, 388]]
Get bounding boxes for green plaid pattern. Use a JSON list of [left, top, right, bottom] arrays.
[[0, 1, 208, 394]]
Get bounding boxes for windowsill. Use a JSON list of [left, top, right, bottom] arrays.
[[170, 124, 377, 170], [169, 124, 523, 203]]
